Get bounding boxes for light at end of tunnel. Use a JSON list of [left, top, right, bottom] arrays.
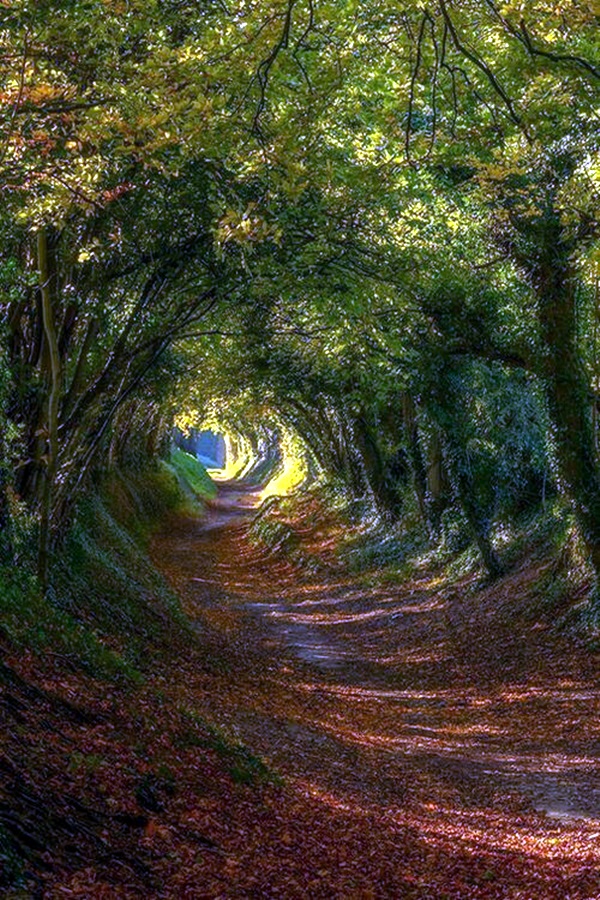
[[260, 433, 308, 500]]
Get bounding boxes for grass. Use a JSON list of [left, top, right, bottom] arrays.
[[0, 452, 223, 893], [0, 565, 135, 681], [177, 708, 282, 787], [1, 452, 217, 683], [167, 448, 218, 504], [53, 466, 190, 678]]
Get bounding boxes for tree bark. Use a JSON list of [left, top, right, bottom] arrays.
[[353, 409, 403, 521], [535, 223, 600, 581], [427, 424, 447, 533], [36, 229, 62, 592], [401, 393, 430, 529]]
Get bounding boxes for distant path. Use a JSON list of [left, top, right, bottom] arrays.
[[153, 480, 600, 899], [199, 480, 261, 530]]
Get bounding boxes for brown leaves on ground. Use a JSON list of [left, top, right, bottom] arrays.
[[2, 483, 600, 898]]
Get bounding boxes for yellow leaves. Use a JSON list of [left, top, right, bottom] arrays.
[[176, 44, 208, 65], [23, 84, 66, 106], [500, 0, 599, 34], [174, 409, 204, 436], [478, 161, 526, 183], [142, 110, 172, 130], [216, 204, 283, 247]]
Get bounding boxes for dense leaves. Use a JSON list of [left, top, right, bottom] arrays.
[[1, 4, 600, 891], [1, 0, 600, 591]]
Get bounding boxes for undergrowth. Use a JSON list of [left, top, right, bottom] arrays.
[[167, 448, 217, 505], [177, 707, 282, 787], [249, 486, 593, 628], [0, 565, 134, 681], [0, 450, 218, 893], [249, 496, 299, 555], [0, 450, 216, 682]]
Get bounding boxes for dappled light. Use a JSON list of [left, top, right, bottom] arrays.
[[2, 0, 600, 895], [259, 444, 308, 500], [208, 433, 250, 482], [144, 483, 600, 896]]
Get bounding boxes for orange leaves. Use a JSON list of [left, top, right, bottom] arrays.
[[5, 479, 600, 898], [100, 181, 134, 203], [144, 818, 172, 842]]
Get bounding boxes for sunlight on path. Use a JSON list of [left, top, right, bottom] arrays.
[[153, 481, 600, 897]]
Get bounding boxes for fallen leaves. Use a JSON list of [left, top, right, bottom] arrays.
[[2, 483, 600, 898]]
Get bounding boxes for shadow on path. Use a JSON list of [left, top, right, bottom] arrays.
[[152, 479, 600, 897]]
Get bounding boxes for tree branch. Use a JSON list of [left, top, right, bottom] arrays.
[[438, 0, 530, 139]]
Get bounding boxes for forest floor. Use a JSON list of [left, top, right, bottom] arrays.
[[5, 481, 600, 898], [150, 481, 600, 899]]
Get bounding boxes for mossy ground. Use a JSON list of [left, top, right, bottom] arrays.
[[0, 450, 217, 683]]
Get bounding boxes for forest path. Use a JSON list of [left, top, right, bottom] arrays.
[[152, 481, 600, 899]]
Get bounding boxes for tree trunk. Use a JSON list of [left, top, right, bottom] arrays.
[[440, 425, 504, 578], [536, 231, 600, 581], [401, 393, 430, 529], [353, 409, 403, 521], [427, 424, 448, 533], [36, 229, 62, 593]]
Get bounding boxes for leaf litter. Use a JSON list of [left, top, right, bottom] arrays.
[[2, 482, 600, 898]]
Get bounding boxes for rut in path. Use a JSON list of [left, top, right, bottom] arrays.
[[153, 481, 600, 898]]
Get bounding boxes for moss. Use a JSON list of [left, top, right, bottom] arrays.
[[0, 456, 216, 683], [51, 464, 201, 677], [168, 448, 217, 502], [0, 566, 135, 682]]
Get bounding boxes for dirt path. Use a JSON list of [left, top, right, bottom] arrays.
[[152, 482, 600, 899]]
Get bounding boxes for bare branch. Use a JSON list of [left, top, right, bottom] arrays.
[[406, 13, 428, 165], [251, 0, 298, 136], [426, 11, 440, 159]]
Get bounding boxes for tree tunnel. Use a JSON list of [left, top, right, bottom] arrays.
[[0, 0, 599, 604]]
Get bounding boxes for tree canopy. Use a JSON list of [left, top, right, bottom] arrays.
[[1, 0, 600, 604]]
